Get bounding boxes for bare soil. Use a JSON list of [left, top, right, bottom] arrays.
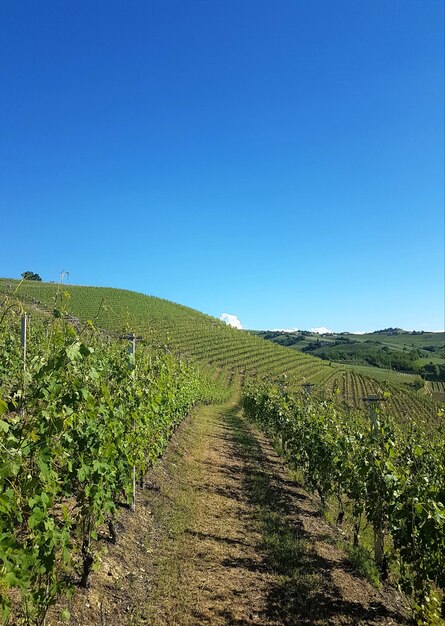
[[47, 397, 412, 626]]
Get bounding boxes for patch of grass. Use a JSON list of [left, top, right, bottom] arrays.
[[131, 408, 211, 625], [225, 408, 332, 623], [346, 544, 381, 587], [227, 407, 313, 574], [261, 510, 306, 574], [321, 494, 382, 585]]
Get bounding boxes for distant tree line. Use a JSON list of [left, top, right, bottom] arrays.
[[311, 346, 445, 381], [422, 362, 445, 381]]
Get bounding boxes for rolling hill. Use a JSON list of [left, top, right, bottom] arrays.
[[252, 328, 445, 394], [0, 278, 440, 422]]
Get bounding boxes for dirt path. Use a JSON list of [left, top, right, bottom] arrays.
[[131, 399, 411, 626], [135, 399, 276, 626], [49, 396, 412, 626]]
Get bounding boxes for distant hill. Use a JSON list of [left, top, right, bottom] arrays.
[[251, 329, 445, 381]]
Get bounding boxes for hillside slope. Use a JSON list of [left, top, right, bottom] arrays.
[[0, 278, 439, 421], [0, 278, 332, 377]]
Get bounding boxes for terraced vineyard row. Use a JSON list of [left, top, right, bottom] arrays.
[[0, 279, 440, 424], [0, 279, 332, 378], [426, 380, 445, 403], [308, 369, 439, 426], [430, 381, 445, 392]]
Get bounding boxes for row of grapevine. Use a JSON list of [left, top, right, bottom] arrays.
[[308, 370, 440, 427], [0, 279, 439, 426], [243, 380, 445, 624], [0, 302, 227, 625], [430, 382, 445, 393]]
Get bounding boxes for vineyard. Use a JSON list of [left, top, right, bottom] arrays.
[[311, 368, 438, 432], [243, 379, 445, 624], [1, 279, 444, 624], [0, 279, 440, 426], [0, 293, 229, 624]]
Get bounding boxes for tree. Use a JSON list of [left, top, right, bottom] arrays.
[[21, 271, 42, 281], [411, 377, 424, 391]]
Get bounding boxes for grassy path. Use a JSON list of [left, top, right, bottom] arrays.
[[129, 396, 411, 626], [132, 397, 271, 625], [48, 393, 411, 625]]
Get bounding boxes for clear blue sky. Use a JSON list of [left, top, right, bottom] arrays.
[[1, 0, 443, 332]]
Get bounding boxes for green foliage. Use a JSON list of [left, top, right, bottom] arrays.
[[21, 272, 42, 282], [346, 544, 381, 587], [0, 298, 226, 624], [243, 380, 445, 624], [422, 362, 445, 382], [0, 277, 342, 397]]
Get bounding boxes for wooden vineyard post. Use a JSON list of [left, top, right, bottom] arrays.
[[280, 374, 287, 396], [20, 314, 28, 419], [366, 394, 380, 433], [279, 374, 288, 451], [119, 332, 141, 512], [128, 334, 136, 512], [128, 333, 136, 367], [21, 314, 27, 371], [302, 382, 315, 399], [363, 394, 386, 569]]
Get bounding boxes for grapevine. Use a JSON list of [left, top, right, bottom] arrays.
[[243, 379, 445, 624]]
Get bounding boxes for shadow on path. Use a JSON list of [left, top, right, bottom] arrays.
[[222, 403, 412, 626]]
